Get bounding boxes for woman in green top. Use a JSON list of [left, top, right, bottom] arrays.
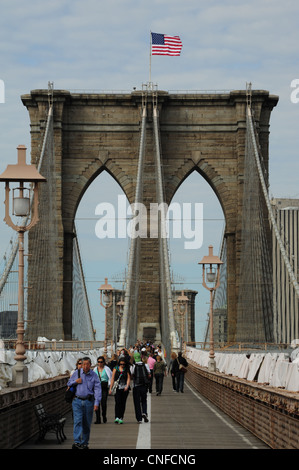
[[153, 355, 167, 395], [94, 356, 112, 423]]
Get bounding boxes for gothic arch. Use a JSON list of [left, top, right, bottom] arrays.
[[63, 158, 132, 234], [22, 89, 278, 340]]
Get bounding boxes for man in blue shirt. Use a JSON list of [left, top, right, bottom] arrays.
[[67, 356, 102, 449]]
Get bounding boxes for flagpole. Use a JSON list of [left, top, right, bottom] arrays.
[[149, 31, 152, 85]]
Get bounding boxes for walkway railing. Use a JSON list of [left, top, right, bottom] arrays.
[[69, 89, 233, 95], [185, 341, 290, 352], [2, 339, 104, 351]]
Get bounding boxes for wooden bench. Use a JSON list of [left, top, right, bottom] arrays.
[[34, 403, 67, 444]]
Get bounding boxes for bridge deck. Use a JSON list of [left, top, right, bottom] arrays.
[[18, 375, 268, 450]]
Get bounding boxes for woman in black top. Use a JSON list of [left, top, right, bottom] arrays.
[[171, 351, 188, 393], [108, 354, 118, 371], [109, 359, 131, 424]]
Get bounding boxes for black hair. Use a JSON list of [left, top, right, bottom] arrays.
[[82, 356, 91, 363]]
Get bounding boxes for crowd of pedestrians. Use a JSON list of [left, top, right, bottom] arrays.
[[67, 340, 188, 449]]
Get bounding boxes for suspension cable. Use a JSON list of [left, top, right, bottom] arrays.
[[119, 94, 147, 347], [0, 88, 54, 296], [247, 105, 299, 298], [153, 98, 179, 350]]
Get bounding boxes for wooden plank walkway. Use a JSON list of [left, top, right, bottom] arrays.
[[18, 374, 268, 451]]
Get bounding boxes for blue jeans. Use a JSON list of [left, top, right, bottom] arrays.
[[175, 372, 185, 392], [72, 397, 94, 446]]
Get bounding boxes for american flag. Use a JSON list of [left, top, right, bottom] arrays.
[[151, 32, 182, 56]]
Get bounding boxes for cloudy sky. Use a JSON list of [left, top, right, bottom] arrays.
[[0, 0, 298, 342]]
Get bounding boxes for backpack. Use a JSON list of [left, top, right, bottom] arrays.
[[65, 368, 80, 403], [134, 363, 149, 386]]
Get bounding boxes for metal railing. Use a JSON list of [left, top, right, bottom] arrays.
[[185, 341, 291, 352], [2, 339, 104, 351], [168, 89, 233, 94], [68, 88, 233, 95]]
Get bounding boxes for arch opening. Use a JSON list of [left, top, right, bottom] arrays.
[[167, 170, 226, 344], [74, 170, 130, 341]]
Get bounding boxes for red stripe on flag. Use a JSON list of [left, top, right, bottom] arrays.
[[151, 34, 182, 56]]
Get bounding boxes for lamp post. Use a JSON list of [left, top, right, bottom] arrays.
[[117, 296, 125, 318], [98, 277, 113, 356], [116, 296, 124, 349], [177, 291, 189, 349], [0, 145, 46, 387], [198, 245, 223, 372]]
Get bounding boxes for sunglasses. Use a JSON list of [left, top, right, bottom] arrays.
[[98, 360, 104, 363], [78, 363, 82, 365], [119, 363, 125, 366]]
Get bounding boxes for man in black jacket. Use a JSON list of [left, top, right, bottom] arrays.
[[131, 360, 151, 423], [171, 351, 188, 393]]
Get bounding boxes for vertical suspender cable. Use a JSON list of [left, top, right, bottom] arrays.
[[119, 105, 147, 347], [247, 106, 299, 298], [0, 103, 53, 296], [153, 105, 179, 351], [73, 229, 95, 339]]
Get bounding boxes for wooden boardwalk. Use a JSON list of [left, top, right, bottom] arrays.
[[18, 374, 268, 451]]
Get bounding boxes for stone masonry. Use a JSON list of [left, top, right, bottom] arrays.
[[21, 89, 278, 341]]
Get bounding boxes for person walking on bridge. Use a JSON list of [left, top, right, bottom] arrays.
[[171, 351, 188, 393], [153, 355, 167, 395], [109, 358, 131, 424], [131, 356, 151, 423], [94, 356, 112, 424], [70, 357, 83, 377], [67, 356, 102, 449], [147, 352, 156, 393], [168, 352, 178, 392]]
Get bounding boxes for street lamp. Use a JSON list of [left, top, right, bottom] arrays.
[[117, 296, 125, 318], [198, 245, 223, 372], [177, 290, 189, 349], [116, 296, 125, 350], [0, 145, 46, 387], [98, 277, 113, 356]]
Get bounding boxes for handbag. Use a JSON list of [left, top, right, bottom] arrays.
[[65, 368, 80, 403], [110, 377, 120, 395], [177, 359, 188, 374]]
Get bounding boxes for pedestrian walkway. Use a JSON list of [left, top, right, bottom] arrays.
[[18, 374, 268, 450]]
